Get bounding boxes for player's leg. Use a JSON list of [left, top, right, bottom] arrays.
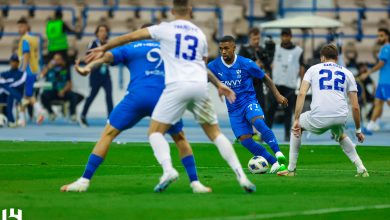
[[61, 99, 143, 192], [148, 85, 188, 192], [81, 84, 101, 126], [251, 115, 287, 165], [286, 112, 313, 176], [335, 128, 369, 177], [148, 120, 178, 192], [367, 85, 387, 131], [367, 98, 383, 131], [102, 77, 114, 116], [187, 91, 255, 192], [169, 124, 211, 193], [200, 123, 255, 193], [22, 73, 44, 124]]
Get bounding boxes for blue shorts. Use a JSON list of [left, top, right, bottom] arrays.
[[375, 84, 390, 101], [229, 102, 264, 138], [25, 73, 36, 97], [108, 90, 183, 135]]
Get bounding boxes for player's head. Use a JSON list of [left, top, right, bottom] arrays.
[[377, 28, 389, 45], [249, 27, 260, 48], [280, 28, 292, 44], [17, 17, 29, 35], [53, 53, 66, 67], [172, 0, 192, 18], [95, 24, 110, 42], [320, 44, 338, 62], [54, 9, 63, 20], [9, 54, 19, 70], [219, 35, 236, 63]]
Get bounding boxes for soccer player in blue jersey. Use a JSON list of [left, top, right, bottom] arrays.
[[208, 36, 289, 174], [60, 25, 211, 193], [364, 28, 390, 132]]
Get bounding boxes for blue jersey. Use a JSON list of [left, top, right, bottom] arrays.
[[109, 40, 165, 92], [0, 68, 25, 88], [208, 55, 265, 115], [378, 43, 390, 85]]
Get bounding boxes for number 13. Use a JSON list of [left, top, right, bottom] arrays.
[[175, 34, 198, 61]]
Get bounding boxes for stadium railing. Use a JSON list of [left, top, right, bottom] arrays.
[[277, 0, 390, 41]]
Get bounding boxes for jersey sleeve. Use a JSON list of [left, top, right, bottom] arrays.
[[378, 45, 390, 62], [147, 23, 165, 41], [346, 71, 358, 92], [22, 40, 30, 54], [109, 46, 128, 66], [303, 67, 313, 84], [207, 61, 217, 75], [247, 59, 265, 79]]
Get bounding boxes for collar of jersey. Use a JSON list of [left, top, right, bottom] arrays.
[[221, 54, 237, 68]]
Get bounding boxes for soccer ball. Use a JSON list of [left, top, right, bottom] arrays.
[[248, 156, 269, 174], [0, 114, 7, 128]]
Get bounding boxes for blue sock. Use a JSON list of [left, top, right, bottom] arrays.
[[181, 155, 198, 182], [241, 138, 277, 164], [253, 118, 281, 154], [82, 153, 104, 180]]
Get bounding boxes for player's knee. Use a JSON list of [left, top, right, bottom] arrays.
[[239, 134, 252, 142]]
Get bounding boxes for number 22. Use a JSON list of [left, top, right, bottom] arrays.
[[319, 69, 346, 92]]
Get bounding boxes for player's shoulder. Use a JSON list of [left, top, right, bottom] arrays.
[[208, 57, 221, 68], [237, 55, 255, 66]]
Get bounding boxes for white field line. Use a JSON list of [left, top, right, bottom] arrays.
[[0, 163, 390, 173], [191, 204, 390, 220]]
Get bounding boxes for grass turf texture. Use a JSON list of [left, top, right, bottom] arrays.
[[0, 141, 389, 220]]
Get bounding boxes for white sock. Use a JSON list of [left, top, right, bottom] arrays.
[[288, 132, 301, 171], [18, 111, 25, 122], [149, 132, 173, 173], [213, 134, 246, 181], [340, 136, 366, 172]]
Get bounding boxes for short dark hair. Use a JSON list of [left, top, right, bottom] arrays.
[[17, 17, 28, 24], [378, 28, 390, 37], [219, 35, 235, 43], [320, 44, 338, 60], [173, 0, 190, 16], [249, 27, 260, 36], [55, 9, 63, 19]]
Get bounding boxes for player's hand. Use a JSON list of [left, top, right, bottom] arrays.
[[292, 120, 301, 138], [74, 59, 91, 76], [356, 132, 365, 143], [359, 72, 369, 81], [218, 83, 236, 104], [277, 94, 288, 107], [85, 46, 104, 63]]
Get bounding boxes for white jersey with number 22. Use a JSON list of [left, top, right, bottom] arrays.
[[303, 62, 358, 118]]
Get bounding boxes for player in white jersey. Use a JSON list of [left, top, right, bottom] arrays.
[[285, 44, 369, 177], [86, 0, 256, 193]]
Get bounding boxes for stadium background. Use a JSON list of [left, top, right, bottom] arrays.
[[0, 0, 389, 117]]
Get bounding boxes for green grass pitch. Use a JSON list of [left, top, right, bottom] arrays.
[[1, 141, 390, 220]]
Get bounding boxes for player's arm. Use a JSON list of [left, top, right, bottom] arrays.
[[85, 29, 151, 63], [348, 91, 365, 143], [263, 74, 288, 107], [292, 80, 310, 137], [207, 68, 236, 104], [367, 61, 385, 75], [75, 52, 114, 76]]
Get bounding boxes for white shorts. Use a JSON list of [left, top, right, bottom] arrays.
[[299, 111, 347, 141], [152, 82, 218, 125]]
